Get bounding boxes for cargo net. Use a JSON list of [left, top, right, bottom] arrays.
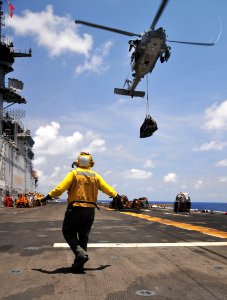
[[109, 195, 149, 210], [174, 193, 191, 213], [140, 115, 158, 138]]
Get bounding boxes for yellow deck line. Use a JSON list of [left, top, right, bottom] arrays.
[[120, 211, 227, 239]]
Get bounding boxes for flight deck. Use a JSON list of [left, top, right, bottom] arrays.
[[0, 203, 226, 300]]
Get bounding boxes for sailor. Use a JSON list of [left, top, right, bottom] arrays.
[[4, 193, 13, 207], [42, 152, 121, 272]]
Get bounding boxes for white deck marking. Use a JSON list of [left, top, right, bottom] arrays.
[[53, 242, 227, 248]]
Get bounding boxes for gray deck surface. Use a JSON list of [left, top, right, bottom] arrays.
[[0, 203, 226, 300]]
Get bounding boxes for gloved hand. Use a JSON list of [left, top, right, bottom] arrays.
[[41, 194, 52, 202], [113, 194, 121, 200], [112, 194, 123, 209]]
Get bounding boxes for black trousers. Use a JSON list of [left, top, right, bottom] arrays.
[[62, 206, 95, 256]]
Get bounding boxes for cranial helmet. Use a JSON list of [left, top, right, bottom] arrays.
[[74, 152, 95, 168]]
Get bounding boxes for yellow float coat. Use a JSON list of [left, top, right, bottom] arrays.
[[49, 167, 117, 208]]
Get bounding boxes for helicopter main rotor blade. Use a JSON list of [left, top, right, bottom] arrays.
[[150, 0, 169, 29], [167, 19, 222, 47], [167, 39, 215, 46], [75, 20, 141, 37]]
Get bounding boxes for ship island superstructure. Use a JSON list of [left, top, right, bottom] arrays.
[[0, 1, 38, 203]]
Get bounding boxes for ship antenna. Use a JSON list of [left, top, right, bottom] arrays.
[[0, 1, 3, 43]]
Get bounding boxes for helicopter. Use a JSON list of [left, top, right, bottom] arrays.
[[75, 0, 218, 98]]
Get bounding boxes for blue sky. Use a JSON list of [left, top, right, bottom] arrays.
[[2, 0, 227, 202]]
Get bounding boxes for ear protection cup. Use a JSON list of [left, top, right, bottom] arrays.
[[90, 159, 95, 167], [72, 162, 77, 168]]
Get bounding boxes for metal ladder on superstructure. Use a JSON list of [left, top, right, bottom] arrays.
[[0, 138, 6, 185]]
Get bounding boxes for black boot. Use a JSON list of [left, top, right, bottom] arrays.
[[71, 254, 89, 272]]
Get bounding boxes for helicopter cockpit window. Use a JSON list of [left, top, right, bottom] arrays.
[[140, 114, 158, 138]]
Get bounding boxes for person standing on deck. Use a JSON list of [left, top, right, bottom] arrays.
[[42, 152, 121, 271]]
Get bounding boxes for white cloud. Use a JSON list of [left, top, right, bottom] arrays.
[[32, 120, 108, 193], [36, 166, 63, 190], [192, 140, 226, 151], [33, 121, 106, 157], [164, 173, 177, 183], [86, 137, 107, 153], [34, 121, 82, 156], [115, 144, 124, 151], [8, 6, 113, 75], [146, 186, 154, 192], [218, 177, 227, 182], [125, 168, 152, 179], [181, 184, 187, 190], [33, 156, 46, 167], [144, 159, 155, 168], [104, 170, 112, 176], [194, 180, 203, 190], [216, 159, 227, 167], [203, 100, 227, 131], [8, 5, 93, 57], [50, 166, 61, 179], [75, 41, 113, 75], [34, 121, 62, 150]]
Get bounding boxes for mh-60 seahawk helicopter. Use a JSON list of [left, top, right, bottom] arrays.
[[75, 0, 219, 98]]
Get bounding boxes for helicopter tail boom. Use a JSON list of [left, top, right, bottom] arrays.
[[114, 88, 145, 98]]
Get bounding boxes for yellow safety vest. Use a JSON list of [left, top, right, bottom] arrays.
[[49, 167, 117, 208]]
